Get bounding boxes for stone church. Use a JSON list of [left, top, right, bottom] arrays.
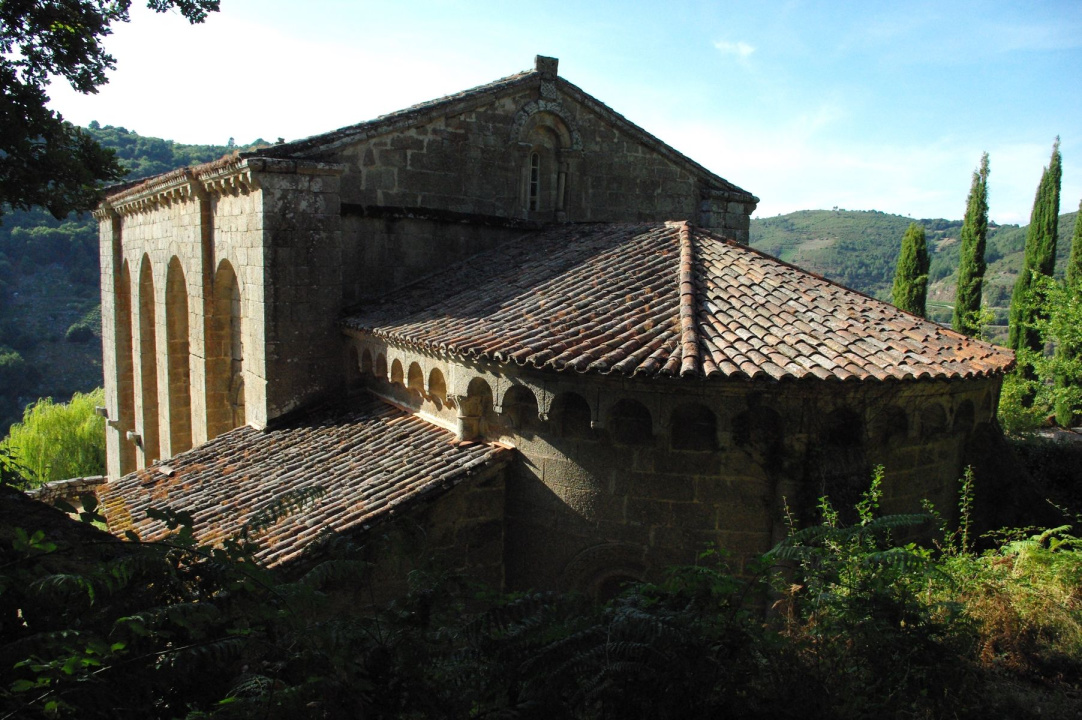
[[95, 57, 1013, 593]]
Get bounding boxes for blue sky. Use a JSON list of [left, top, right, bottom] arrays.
[[47, 0, 1082, 224]]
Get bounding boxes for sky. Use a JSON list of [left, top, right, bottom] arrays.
[[45, 0, 1082, 225]]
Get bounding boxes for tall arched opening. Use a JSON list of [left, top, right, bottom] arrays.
[[165, 258, 192, 455], [116, 262, 136, 474], [206, 260, 245, 439], [137, 255, 160, 464]]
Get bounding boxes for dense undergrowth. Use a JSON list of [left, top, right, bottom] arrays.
[[2, 465, 1080, 719]]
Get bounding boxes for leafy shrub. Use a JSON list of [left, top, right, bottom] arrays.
[[64, 322, 94, 343], [1, 388, 105, 485], [4, 466, 1082, 719], [998, 275, 1082, 431], [0, 348, 28, 397]]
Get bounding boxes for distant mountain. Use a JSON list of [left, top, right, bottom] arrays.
[[0, 126, 267, 434], [749, 208, 1080, 333]]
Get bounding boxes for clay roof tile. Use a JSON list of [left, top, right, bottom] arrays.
[[343, 222, 1014, 382]]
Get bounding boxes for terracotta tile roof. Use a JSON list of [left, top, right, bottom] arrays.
[[343, 222, 1014, 382], [98, 397, 511, 567]]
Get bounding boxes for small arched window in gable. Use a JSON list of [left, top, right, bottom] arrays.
[[528, 152, 541, 211]]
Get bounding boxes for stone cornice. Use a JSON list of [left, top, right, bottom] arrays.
[[100, 157, 346, 217]]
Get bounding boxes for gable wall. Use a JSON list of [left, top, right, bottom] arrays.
[[323, 79, 755, 300]]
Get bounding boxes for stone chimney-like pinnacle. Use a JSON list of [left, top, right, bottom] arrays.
[[535, 55, 559, 80]]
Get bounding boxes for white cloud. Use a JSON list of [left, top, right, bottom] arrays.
[[46, 5, 504, 145], [714, 40, 756, 59]]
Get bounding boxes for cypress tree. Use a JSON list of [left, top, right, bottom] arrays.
[[1009, 138, 1062, 354], [892, 222, 929, 317], [1055, 200, 1082, 425], [953, 153, 990, 336], [1067, 198, 1082, 289]]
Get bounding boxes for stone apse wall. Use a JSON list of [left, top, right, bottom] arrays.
[[345, 334, 1000, 593], [97, 158, 345, 478]]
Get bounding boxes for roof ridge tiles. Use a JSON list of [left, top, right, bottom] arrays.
[[676, 222, 702, 378]]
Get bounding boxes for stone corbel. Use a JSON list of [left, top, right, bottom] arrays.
[[453, 394, 480, 442]]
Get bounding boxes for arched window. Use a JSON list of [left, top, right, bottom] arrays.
[[609, 399, 653, 446], [390, 359, 404, 386], [953, 400, 975, 435], [807, 407, 868, 522], [459, 377, 496, 440], [137, 255, 160, 464], [375, 353, 388, 380], [920, 404, 948, 441], [502, 385, 539, 431], [519, 111, 571, 218], [670, 403, 717, 451], [528, 152, 541, 211], [550, 392, 593, 439], [407, 362, 424, 405], [733, 405, 783, 458], [360, 348, 374, 375], [165, 258, 192, 455], [868, 405, 908, 448], [428, 368, 447, 408]]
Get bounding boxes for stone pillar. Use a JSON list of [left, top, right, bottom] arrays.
[[97, 207, 136, 480], [257, 160, 347, 422]]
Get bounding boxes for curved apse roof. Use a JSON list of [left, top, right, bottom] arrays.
[[343, 222, 1014, 382]]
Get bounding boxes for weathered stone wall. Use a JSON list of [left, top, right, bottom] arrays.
[[321, 71, 756, 299], [346, 334, 1000, 594], [98, 160, 346, 479], [257, 164, 346, 418], [346, 470, 507, 603], [98, 188, 208, 476], [341, 215, 532, 302]]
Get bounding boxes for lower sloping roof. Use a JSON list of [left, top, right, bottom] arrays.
[[343, 221, 1013, 382], [99, 397, 511, 567]]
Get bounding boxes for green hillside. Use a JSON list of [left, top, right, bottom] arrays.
[[2, 124, 1081, 435], [750, 208, 1081, 333], [0, 127, 266, 434]]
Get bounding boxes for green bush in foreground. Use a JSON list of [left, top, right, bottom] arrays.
[[2, 467, 1081, 719], [1, 388, 105, 486]]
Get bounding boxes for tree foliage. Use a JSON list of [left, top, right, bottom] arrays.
[[953, 153, 991, 336], [891, 222, 929, 316], [998, 274, 1082, 433], [1009, 139, 1062, 354], [1067, 199, 1082, 289], [3, 468, 1082, 719], [1054, 206, 1082, 425], [2, 388, 105, 486], [0, 0, 220, 218]]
